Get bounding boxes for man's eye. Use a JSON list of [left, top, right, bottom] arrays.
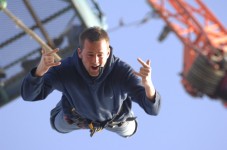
[[88, 54, 94, 57]]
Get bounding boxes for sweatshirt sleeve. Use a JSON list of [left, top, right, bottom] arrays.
[[21, 67, 55, 101], [143, 91, 161, 115]]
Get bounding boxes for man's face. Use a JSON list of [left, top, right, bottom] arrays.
[[78, 39, 110, 77]]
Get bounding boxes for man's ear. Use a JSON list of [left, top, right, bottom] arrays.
[[77, 47, 82, 58]]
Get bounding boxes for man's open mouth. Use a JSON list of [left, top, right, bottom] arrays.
[[91, 66, 100, 70]]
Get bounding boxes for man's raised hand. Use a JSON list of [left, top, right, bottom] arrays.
[[35, 48, 61, 77], [134, 58, 152, 85], [134, 58, 156, 100]]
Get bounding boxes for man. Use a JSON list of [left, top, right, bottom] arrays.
[[21, 26, 161, 138]]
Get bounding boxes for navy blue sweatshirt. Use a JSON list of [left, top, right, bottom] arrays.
[[21, 49, 161, 122]]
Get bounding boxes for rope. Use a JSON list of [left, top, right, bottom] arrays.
[[0, 5, 72, 49]]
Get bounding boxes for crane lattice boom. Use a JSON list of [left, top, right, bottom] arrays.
[[147, 0, 227, 106]]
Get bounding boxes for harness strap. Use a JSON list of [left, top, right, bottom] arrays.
[[70, 108, 110, 137], [69, 107, 130, 137]]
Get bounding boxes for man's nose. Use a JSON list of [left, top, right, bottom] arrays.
[[93, 55, 99, 64]]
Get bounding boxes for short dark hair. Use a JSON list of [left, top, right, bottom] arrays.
[[79, 26, 109, 49]]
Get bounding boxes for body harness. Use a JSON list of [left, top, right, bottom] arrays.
[[64, 107, 136, 137]]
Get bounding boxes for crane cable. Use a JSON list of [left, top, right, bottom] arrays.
[[108, 11, 159, 32]]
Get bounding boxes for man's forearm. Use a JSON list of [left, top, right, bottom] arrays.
[[144, 81, 156, 101]]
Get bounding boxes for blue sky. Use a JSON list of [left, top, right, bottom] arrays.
[[1, 0, 227, 150]]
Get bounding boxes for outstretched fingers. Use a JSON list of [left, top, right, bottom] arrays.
[[36, 48, 61, 76], [137, 58, 150, 68], [134, 58, 152, 79], [42, 48, 59, 56], [42, 48, 61, 67]]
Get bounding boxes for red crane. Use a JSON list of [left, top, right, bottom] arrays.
[[147, 0, 227, 106]]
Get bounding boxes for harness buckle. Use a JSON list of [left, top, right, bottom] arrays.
[[88, 122, 103, 137]]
